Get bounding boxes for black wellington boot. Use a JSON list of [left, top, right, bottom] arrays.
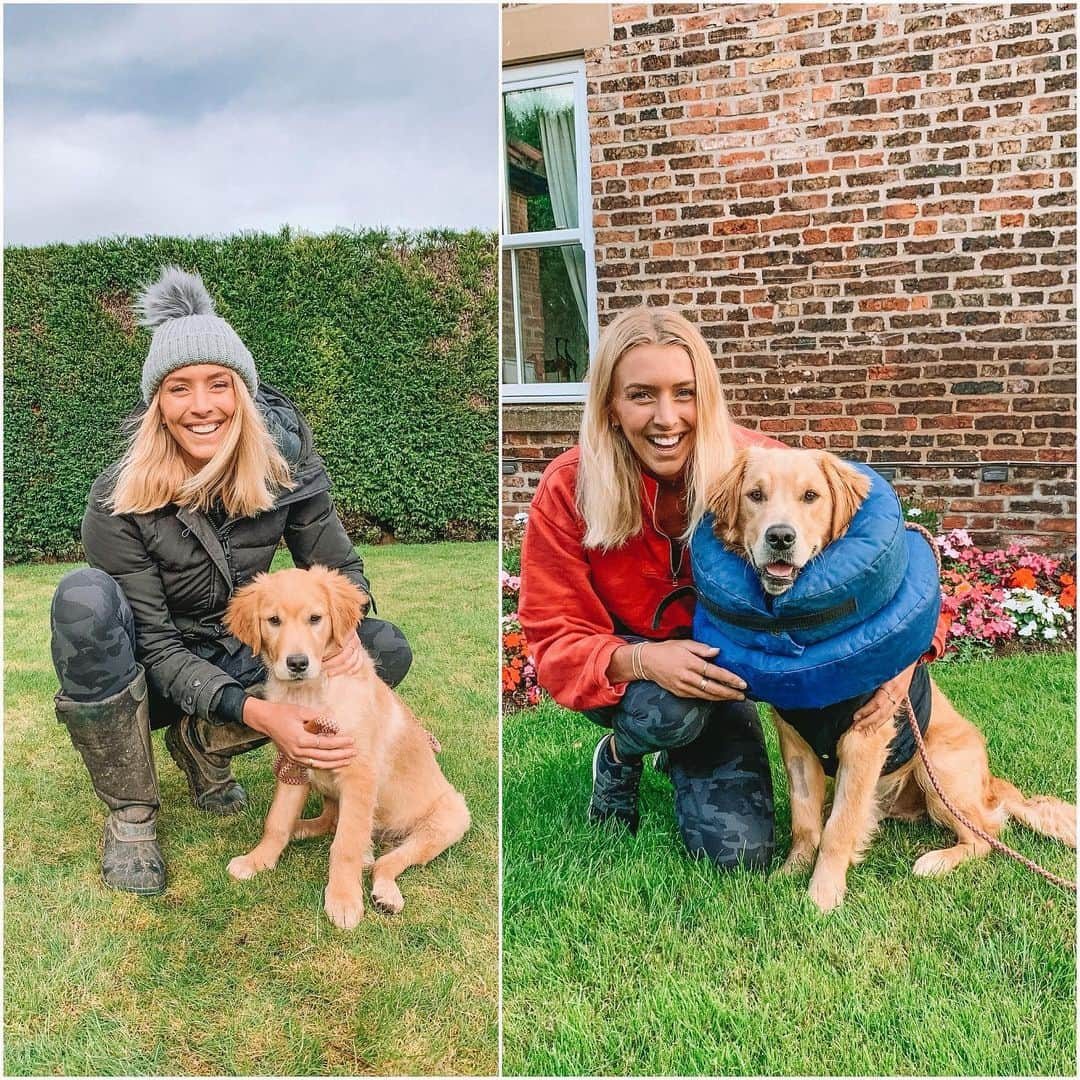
[[56, 670, 166, 896]]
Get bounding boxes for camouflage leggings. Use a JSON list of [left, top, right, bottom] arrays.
[[586, 679, 775, 870], [50, 568, 413, 725]]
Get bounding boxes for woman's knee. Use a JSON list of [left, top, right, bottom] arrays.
[[677, 806, 775, 872], [51, 569, 139, 701], [359, 618, 412, 689], [669, 708, 776, 871], [614, 681, 708, 757]]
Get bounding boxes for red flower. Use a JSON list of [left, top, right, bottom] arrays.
[[1009, 568, 1037, 589]]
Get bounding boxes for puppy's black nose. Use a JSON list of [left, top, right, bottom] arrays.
[[286, 654, 310, 675], [765, 524, 796, 550]]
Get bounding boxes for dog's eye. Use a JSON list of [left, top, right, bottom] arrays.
[[803, 490, 819, 503], [267, 615, 281, 627], [309, 614, 323, 625], [747, 489, 765, 503]]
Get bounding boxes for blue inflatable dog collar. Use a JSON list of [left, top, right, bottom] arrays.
[[689, 463, 941, 710]]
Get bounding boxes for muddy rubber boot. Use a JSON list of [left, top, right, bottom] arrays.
[[56, 670, 166, 896], [165, 715, 267, 815]]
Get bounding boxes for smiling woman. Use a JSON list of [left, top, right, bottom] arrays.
[[518, 308, 782, 856], [50, 266, 412, 896]]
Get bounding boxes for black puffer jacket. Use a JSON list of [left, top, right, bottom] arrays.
[[81, 384, 370, 722]]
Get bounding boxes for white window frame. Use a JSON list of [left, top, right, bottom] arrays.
[[501, 57, 597, 404]]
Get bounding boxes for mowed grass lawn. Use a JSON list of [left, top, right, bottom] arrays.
[[503, 652, 1076, 1077], [5, 543, 497, 1077]]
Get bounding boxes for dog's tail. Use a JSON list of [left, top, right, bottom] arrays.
[[992, 777, 1077, 848]]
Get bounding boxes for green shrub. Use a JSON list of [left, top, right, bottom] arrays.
[[4, 228, 497, 563]]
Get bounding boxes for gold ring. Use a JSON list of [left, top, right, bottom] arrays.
[[700, 677, 707, 691]]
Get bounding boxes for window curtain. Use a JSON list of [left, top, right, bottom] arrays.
[[538, 108, 588, 333]]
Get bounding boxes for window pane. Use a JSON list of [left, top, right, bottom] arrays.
[[504, 82, 578, 235], [508, 243, 589, 385], [501, 248, 519, 383]]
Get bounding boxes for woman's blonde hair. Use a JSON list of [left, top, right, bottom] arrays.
[[577, 307, 734, 550], [110, 371, 294, 517]]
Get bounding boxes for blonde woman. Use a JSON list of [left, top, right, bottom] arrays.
[[50, 268, 411, 895], [519, 307, 924, 867]]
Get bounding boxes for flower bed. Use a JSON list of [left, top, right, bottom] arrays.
[[501, 530, 1076, 710], [935, 529, 1075, 660], [502, 567, 541, 711]]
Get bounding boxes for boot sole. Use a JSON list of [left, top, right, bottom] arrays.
[[101, 872, 166, 897]]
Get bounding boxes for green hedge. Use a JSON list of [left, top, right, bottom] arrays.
[[4, 229, 497, 562]]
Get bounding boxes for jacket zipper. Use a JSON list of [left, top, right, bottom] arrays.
[[217, 519, 237, 585], [648, 483, 685, 585]]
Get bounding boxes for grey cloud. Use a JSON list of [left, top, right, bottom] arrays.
[[5, 4, 498, 244]]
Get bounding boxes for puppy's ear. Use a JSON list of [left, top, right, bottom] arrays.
[[706, 449, 748, 545], [225, 574, 266, 654], [818, 453, 872, 543], [310, 565, 368, 646]]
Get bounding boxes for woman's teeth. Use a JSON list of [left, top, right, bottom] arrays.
[[189, 423, 221, 435], [649, 434, 682, 449]]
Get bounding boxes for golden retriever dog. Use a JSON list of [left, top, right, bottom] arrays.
[[708, 446, 1075, 911], [224, 565, 470, 929]]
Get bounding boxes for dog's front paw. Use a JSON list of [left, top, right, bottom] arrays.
[[913, 848, 955, 877], [779, 847, 816, 875], [324, 886, 364, 929], [371, 878, 405, 915], [227, 853, 273, 880], [807, 870, 847, 913], [777, 842, 816, 876]]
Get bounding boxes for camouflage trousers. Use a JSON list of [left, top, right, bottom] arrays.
[[50, 567, 413, 727], [585, 679, 775, 871]]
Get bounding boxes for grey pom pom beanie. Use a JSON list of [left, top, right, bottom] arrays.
[[136, 266, 259, 404]]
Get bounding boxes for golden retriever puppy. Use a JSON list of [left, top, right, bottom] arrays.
[[708, 446, 1075, 911], [224, 566, 470, 929]]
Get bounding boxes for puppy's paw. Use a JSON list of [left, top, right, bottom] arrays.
[[324, 886, 364, 929], [913, 848, 956, 877], [291, 816, 336, 841], [807, 870, 847, 913], [227, 853, 272, 880], [371, 878, 405, 915], [778, 847, 816, 875]]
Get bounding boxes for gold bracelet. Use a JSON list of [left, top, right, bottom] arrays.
[[631, 642, 645, 681], [635, 642, 651, 682]]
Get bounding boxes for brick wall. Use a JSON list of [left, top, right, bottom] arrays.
[[503, 2, 1077, 552], [503, 405, 585, 522]]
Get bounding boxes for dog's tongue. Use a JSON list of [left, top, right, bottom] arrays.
[[767, 562, 795, 578]]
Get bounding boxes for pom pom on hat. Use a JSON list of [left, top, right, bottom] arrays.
[[136, 266, 216, 327], [136, 266, 259, 404]]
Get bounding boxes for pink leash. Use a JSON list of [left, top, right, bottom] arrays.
[[902, 522, 1076, 893]]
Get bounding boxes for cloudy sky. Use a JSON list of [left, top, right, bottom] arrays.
[[4, 4, 498, 246]]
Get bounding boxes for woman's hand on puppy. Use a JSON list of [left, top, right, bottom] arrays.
[[852, 661, 917, 733], [242, 697, 356, 768], [609, 640, 746, 701], [323, 630, 367, 679]]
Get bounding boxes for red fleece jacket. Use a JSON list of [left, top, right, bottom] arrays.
[[519, 430, 950, 712]]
